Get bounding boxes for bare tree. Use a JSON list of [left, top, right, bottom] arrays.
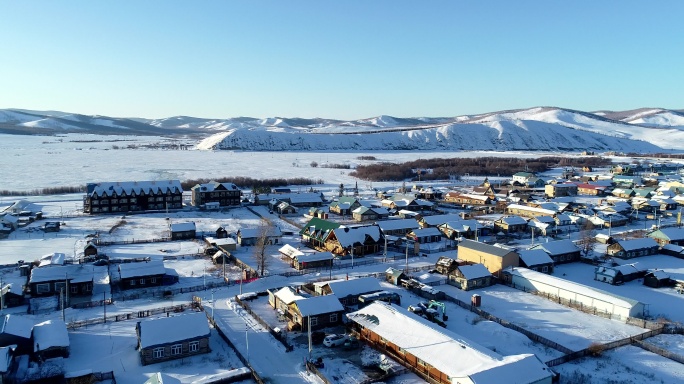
[[578, 220, 597, 261], [253, 218, 272, 276]]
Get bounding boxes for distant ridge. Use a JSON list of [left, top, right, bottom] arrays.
[[1, 106, 683, 151]]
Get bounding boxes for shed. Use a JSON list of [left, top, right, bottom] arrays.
[[503, 267, 645, 319], [385, 267, 407, 286], [594, 263, 647, 285], [169, 222, 196, 240], [643, 270, 672, 288], [0, 314, 33, 354], [33, 319, 70, 359], [457, 239, 519, 276]]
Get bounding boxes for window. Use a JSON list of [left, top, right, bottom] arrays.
[[189, 341, 199, 352], [542, 266, 549, 273], [140, 278, 146, 285], [329, 313, 338, 323], [36, 283, 50, 294], [130, 280, 136, 286], [310, 317, 318, 327], [151, 277, 157, 284], [171, 344, 182, 355], [92, 200, 100, 205], [417, 358, 426, 366], [71, 285, 78, 294], [153, 347, 164, 359]]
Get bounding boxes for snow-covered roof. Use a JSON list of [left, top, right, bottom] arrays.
[[647, 270, 670, 280], [273, 287, 304, 305], [33, 319, 69, 352], [651, 228, 684, 241], [421, 214, 463, 226], [29, 264, 95, 284], [294, 295, 344, 316], [333, 225, 382, 247], [87, 180, 182, 197], [530, 239, 579, 256], [596, 263, 646, 277], [518, 250, 554, 266], [319, 277, 382, 298], [497, 216, 527, 225], [440, 219, 479, 232], [0, 314, 33, 339], [506, 267, 642, 309], [347, 302, 552, 383], [458, 264, 492, 280], [662, 244, 684, 254], [278, 244, 304, 259], [458, 239, 516, 258], [295, 252, 334, 263], [532, 216, 556, 224], [410, 227, 442, 237], [238, 227, 283, 239], [138, 312, 210, 349], [118, 260, 165, 279], [507, 204, 556, 216], [191, 181, 239, 192], [169, 222, 195, 232], [205, 237, 236, 247], [39, 252, 66, 267], [615, 238, 659, 252], [375, 218, 420, 232]]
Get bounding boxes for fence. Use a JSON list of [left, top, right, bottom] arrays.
[[634, 339, 684, 365], [193, 299, 265, 384], [234, 295, 293, 352], [66, 303, 192, 330], [94, 237, 171, 246], [544, 328, 664, 367], [115, 280, 226, 302]]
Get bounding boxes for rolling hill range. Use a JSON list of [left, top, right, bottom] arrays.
[[1, 106, 682, 152]]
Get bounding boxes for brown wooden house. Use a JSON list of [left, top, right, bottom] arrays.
[[347, 302, 553, 384], [136, 312, 210, 366], [289, 295, 345, 331], [118, 260, 166, 290]]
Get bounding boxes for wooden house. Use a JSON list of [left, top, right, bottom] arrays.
[[443, 192, 491, 206], [457, 239, 519, 276], [407, 227, 443, 244], [254, 192, 323, 207], [530, 240, 581, 264], [518, 249, 554, 274], [274, 201, 298, 215], [289, 295, 345, 331], [643, 270, 672, 288], [352, 206, 388, 222], [29, 264, 94, 298], [506, 204, 556, 219], [299, 218, 341, 250], [169, 222, 196, 240], [418, 214, 463, 228], [647, 227, 684, 246], [385, 267, 407, 286], [595, 263, 647, 285], [576, 183, 606, 196], [190, 181, 241, 208], [118, 260, 166, 290], [329, 197, 362, 216], [325, 225, 384, 257], [437, 219, 479, 240], [434, 256, 460, 276], [545, 183, 577, 198], [293, 252, 334, 270], [375, 218, 420, 237], [83, 180, 183, 214], [32, 319, 69, 360], [1, 283, 25, 308], [268, 286, 304, 316], [494, 216, 527, 234], [448, 263, 494, 291], [0, 315, 33, 355], [136, 312, 210, 366], [237, 226, 283, 246], [606, 238, 659, 259], [83, 242, 98, 258], [347, 302, 553, 384], [314, 277, 382, 306]]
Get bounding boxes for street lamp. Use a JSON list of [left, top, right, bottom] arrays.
[[211, 289, 215, 321]]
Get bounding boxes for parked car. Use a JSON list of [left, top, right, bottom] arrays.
[[343, 337, 359, 350], [323, 334, 346, 347]]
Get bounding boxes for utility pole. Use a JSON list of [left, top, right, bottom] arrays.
[[405, 240, 409, 273], [60, 288, 65, 321], [351, 245, 354, 269], [103, 292, 106, 323], [211, 290, 215, 321]]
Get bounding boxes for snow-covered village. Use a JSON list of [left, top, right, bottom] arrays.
[[2, 132, 684, 384], [2, 3, 684, 383]]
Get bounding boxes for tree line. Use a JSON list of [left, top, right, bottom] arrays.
[[349, 156, 612, 182]]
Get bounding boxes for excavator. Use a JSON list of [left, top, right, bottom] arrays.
[[408, 300, 448, 327]]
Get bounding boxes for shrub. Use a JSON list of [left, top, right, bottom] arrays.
[[587, 342, 605, 357]]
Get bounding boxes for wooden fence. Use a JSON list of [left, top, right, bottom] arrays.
[[234, 295, 293, 352], [193, 299, 265, 384], [66, 303, 193, 330], [634, 339, 684, 365]]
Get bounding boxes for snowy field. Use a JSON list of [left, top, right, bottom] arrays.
[[0, 133, 570, 192], [3, 133, 684, 383]]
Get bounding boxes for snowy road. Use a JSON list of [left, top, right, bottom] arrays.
[[212, 296, 322, 384]]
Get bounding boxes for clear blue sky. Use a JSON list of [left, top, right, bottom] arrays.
[[1, 1, 682, 120]]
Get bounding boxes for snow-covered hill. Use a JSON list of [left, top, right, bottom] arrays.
[[1, 106, 682, 151]]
